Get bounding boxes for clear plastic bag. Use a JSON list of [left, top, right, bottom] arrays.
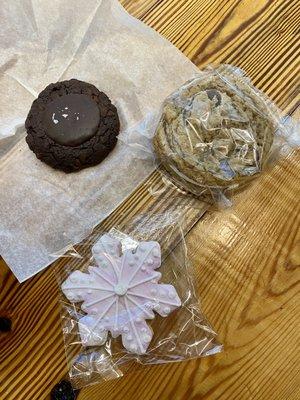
[[55, 211, 222, 388], [153, 64, 298, 204]]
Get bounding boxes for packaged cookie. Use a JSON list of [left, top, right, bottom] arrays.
[[153, 64, 295, 204], [55, 213, 221, 388]]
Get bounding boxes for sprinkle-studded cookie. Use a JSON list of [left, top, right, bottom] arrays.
[[25, 79, 120, 172]]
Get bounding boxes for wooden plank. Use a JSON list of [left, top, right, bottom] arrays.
[[0, 0, 299, 399]]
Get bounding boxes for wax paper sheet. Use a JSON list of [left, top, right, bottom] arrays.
[[0, 0, 199, 282]]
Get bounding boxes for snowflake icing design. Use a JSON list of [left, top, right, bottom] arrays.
[[62, 234, 181, 354]]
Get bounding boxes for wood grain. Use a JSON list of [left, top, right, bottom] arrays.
[[0, 0, 299, 399]]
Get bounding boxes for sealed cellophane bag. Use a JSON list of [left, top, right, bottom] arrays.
[[55, 209, 222, 388], [153, 64, 298, 204]]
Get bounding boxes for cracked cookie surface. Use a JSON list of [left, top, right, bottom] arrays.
[[153, 67, 276, 197], [25, 79, 120, 172]]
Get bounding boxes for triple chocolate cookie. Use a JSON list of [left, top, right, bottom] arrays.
[[25, 79, 120, 172]]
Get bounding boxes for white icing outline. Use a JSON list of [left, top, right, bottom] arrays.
[[62, 236, 180, 354]]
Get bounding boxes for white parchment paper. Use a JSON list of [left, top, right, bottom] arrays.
[[0, 0, 198, 282]]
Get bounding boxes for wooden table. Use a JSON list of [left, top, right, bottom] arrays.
[[0, 1, 299, 399]]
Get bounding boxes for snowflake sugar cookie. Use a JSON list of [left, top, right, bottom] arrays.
[[62, 234, 181, 354]]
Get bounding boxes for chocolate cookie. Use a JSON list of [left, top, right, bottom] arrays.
[[25, 79, 120, 172]]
